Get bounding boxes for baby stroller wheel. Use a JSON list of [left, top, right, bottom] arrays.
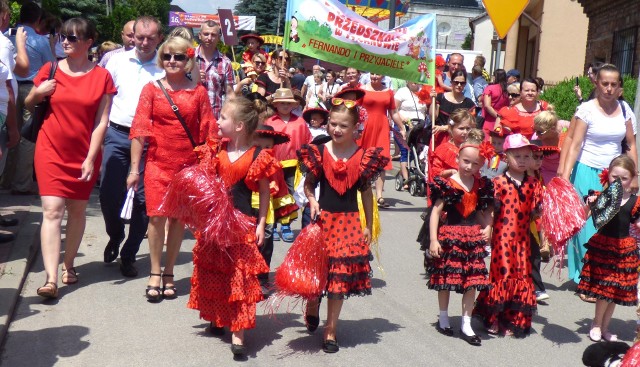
[[409, 180, 418, 196], [394, 172, 403, 191]]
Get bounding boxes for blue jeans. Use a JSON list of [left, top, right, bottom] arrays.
[[99, 126, 148, 263]]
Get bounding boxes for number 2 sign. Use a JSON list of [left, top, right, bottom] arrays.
[[217, 9, 238, 45]]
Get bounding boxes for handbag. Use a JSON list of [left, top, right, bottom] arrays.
[[156, 80, 199, 149], [21, 61, 58, 143]]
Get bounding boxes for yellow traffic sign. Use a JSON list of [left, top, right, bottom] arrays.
[[483, 0, 529, 39]]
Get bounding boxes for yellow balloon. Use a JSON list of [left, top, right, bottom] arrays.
[[482, 0, 530, 39]]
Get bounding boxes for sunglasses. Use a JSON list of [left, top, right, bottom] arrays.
[[162, 53, 187, 62], [535, 128, 549, 136], [452, 81, 466, 86], [331, 98, 357, 108], [60, 34, 80, 43], [508, 93, 520, 98], [253, 61, 265, 66]]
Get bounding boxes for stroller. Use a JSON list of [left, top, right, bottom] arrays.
[[395, 117, 431, 197]]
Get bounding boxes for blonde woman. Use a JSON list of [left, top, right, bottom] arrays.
[[127, 36, 216, 302]]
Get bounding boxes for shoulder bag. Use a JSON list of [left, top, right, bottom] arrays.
[[156, 80, 199, 148], [22, 61, 58, 143]]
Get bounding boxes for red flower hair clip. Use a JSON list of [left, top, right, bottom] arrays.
[[186, 47, 195, 59], [478, 141, 496, 161], [357, 106, 368, 131], [599, 168, 609, 187]]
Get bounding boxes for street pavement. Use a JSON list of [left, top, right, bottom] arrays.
[[0, 170, 638, 367]]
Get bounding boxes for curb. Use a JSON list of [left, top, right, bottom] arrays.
[[0, 202, 41, 348]]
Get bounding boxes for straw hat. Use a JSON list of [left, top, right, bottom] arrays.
[[271, 88, 298, 104], [302, 108, 329, 125]]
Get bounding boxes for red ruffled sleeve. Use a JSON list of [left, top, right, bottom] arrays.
[[245, 148, 281, 192], [430, 141, 459, 179], [195, 137, 223, 172], [130, 82, 155, 139], [359, 147, 390, 190], [297, 144, 323, 177]]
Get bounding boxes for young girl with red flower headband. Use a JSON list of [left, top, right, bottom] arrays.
[[428, 129, 494, 346], [296, 99, 389, 353], [577, 155, 640, 343]]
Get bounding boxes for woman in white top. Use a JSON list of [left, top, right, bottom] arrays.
[[323, 70, 339, 105], [305, 70, 324, 109], [394, 81, 427, 188], [561, 64, 638, 287]]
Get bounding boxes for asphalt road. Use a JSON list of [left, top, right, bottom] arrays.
[[1, 172, 637, 366]]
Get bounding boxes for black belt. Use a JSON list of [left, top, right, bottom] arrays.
[[17, 80, 34, 85], [110, 122, 130, 134]]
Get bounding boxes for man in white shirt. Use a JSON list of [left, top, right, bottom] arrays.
[[98, 20, 135, 68], [100, 16, 164, 278]]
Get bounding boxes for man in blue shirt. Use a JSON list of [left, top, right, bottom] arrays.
[[442, 53, 474, 101], [0, 2, 55, 194]]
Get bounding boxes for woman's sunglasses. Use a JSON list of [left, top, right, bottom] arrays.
[[162, 53, 187, 62], [508, 93, 520, 98], [331, 98, 357, 108], [60, 34, 80, 43], [452, 81, 466, 86], [253, 61, 265, 66]]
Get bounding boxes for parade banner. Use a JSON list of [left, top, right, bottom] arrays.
[[262, 35, 284, 45], [168, 11, 256, 31], [284, 0, 436, 84]]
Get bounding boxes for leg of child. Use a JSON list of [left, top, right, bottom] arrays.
[[591, 299, 608, 340], [325, 298, 344, 342], [438, 290, 451, 329], [232, 329, 245, 346], [529, 232, 546, 294], [601, 302, 617, 340], [461, 289, 476, 336]]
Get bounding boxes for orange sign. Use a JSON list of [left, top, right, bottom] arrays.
[[482, 0, 529, 39]]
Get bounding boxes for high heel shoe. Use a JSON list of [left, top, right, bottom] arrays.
[[145, 273, 162, 303], [161, 273, 177, 299]]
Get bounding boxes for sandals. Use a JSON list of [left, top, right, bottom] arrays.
[[145, 273, 162, 303], [61, 267, 78, 285], [162, 273, 177, 299], [322, 338, 339, 353], [579, 294, 597, 303], [377, 197, 390, 208], [37, 282, 58, 299], [603, 331, 618, 342]]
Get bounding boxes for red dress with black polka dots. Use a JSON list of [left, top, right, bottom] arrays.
[[298, 144, 389, 299], [427, 176, 494, 293], [186, 140, 279, 332], [473, 172, 542, 337]]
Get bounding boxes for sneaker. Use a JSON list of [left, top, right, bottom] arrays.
[[535, 291, 550, 302], [280, 225, 294, 242]]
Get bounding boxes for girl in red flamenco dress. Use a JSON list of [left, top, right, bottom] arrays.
[[164, 97, 280, 359], [473, 134, 543, 337], [428, 130, 494, 346], [578, 155, 640, 343], [430, 109, 476, 181], [296, 100, 389, 353]]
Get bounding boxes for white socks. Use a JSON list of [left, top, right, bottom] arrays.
[[461, 316, 475, 336], [438, 311, 450, 329]]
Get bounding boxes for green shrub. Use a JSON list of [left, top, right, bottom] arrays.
[[540, 76, 637, 120]]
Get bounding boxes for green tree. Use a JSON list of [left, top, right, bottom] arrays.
[[461, 32, 472, 50], [235, 0, 286, 36]]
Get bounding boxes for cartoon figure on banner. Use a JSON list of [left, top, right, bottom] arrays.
[[318, 23, 332, 39], [290, 16, 300, 43], [418, 61, 430, 83]]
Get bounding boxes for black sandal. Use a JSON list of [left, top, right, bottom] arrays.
[[162, 273, 177, 299], [145, 273, 162, 302], [305, 298, 321, 333], [377, 197, 390, 208], [322, 339, 339, 353]]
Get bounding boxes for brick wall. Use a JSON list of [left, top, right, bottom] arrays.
[[578, 0, 640, 75]]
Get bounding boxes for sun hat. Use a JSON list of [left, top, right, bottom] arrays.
[[333, 88, 365, 101], [240, 33, 264, 46], [302, 107, 329, 125], [254, 124, 290, 146], [271, 88, 298, 104], [503, 133, 539, 152], [489, 125, 512, 138]]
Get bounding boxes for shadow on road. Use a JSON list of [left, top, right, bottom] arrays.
[[2, 325, 90, 366]]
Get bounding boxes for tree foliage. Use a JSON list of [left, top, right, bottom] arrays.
[[235, 0, 286, 36]]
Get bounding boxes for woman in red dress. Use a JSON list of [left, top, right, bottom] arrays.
[[494, 78, 547, 139], [25, 18, 116, 298], [127, 36, 216, 302], [359, 73, 406, 207]]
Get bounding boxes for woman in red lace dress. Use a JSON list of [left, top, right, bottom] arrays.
[[127, 36, 216, 302]]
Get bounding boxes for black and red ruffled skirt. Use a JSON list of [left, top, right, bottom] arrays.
[[428, 224, 491, 293], [321, 210, 373, 299], [577, 234, 640, 306]]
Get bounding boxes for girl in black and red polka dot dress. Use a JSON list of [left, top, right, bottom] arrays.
[[428, 129, 495, 346], [473, 133, 543, 337], [297, 99, 388, 353]]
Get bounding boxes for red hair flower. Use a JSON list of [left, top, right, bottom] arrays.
[[186, 47, 195, 59], [478, 141, 496, 162], [599, 168, 609, 187], [358, 106, 368, 127]]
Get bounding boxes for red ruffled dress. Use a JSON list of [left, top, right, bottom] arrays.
[[298, 144, 389, 299], [473, 173, 542, 337], [429, 140, 459, 180], [130, 83, 216, 216], [427, 177, 493, 293], [184, 139, 279, 331], [577, 195, 640, 306]]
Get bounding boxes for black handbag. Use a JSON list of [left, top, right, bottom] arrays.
[[21, 61, 58, 143]]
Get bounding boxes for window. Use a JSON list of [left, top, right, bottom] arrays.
[[611, 27, 637, 75]]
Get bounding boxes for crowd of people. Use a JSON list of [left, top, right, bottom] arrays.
[[2, 2, 640, 364]]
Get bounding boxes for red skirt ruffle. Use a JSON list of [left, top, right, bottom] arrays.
[[187, 231, 269, 331], [428, 224, 491, 293], [577, 234, 640, 306], [473, 277, 537, 337], [321, 211, 373, 299]]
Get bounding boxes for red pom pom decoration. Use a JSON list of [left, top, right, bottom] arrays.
[[599, 168, 609, 187]]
